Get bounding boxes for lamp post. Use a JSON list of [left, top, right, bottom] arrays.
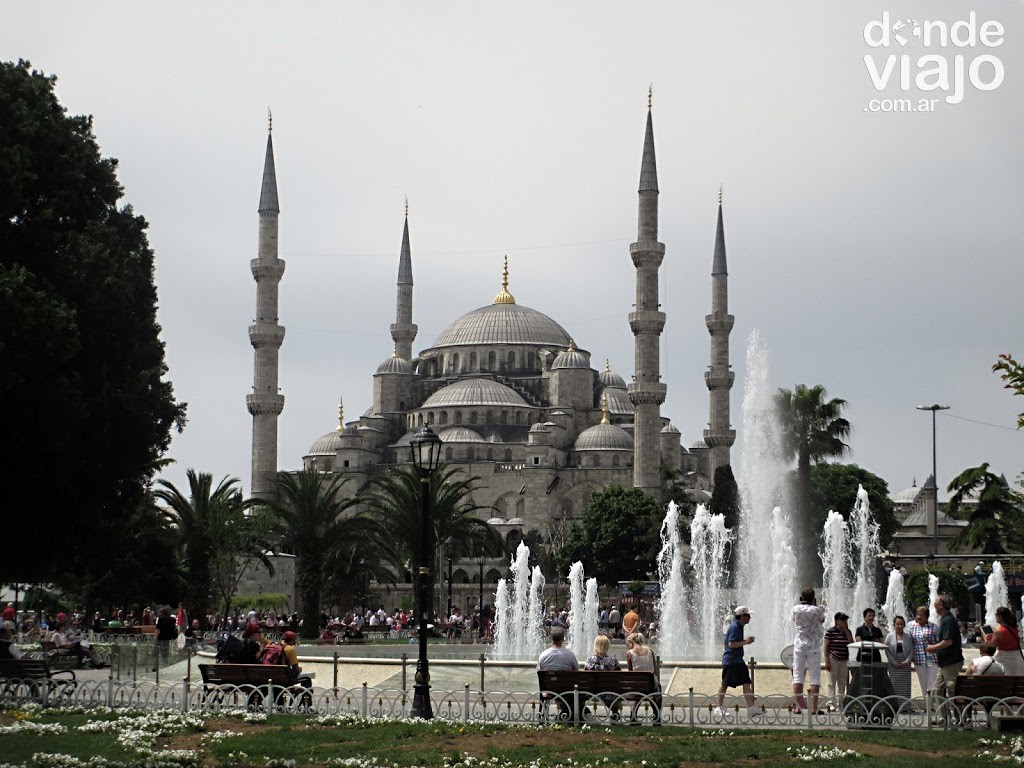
[[916, 404, 950, 556], [477, 554, 485, 638], [410, 425, 442, 719]]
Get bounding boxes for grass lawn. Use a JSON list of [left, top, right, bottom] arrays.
[[1, 708, 1019, 767]]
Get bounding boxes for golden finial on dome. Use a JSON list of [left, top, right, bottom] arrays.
[[718, 183, 723, 205], [268, 108, 273, 134], [601, 393, 610, 425], [493, 255, 516, 304], [336, 397, 344, 431], [567, 339, 576, 353], [647, 84, 653, 110], [392, 344, 399, 359], [404, 196, 409, 218], [604, 359, 611, 373]]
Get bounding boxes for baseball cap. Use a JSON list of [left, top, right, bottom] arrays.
[[282, 630, 297, 642], [733, 605, 752, 617], [242, 622, 261, 638], [835, 612, 850, 621]]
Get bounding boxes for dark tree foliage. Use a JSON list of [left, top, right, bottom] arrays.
[[805, 463, 901, 547], [946, 463, 1024, 555], [710, 465, 741, 582], [555, 486, 661, 587], [0, 60, 186, 583]]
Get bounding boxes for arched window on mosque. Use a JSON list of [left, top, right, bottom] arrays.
[[507, 351, 516, 370], [427, 412, 434, 424], [445, 447, 453, 461], [469, 351, 478, 371], [516, 498, 525, 516], [452, 353, 460, 372], [500, 411, 508, 424], [504, 448, 512, 461], [486, 447, 493, 461], [488, 351, 496, 370], [439, 411, 449, 425], [454, 411, 462, 425], [470, 411, 478, 424], [515, 411, 523, 425]]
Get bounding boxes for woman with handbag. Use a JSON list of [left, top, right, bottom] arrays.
[[984, 607, 1024, 675]]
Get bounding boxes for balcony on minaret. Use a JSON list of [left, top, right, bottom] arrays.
[[627, 381, 667, 406], [704, 314, 735, 334], [703, 428, 736, 448], [628, 311, 666, 335], [250, 258, 286, 281], [704, 370, 736, 389], [246, 392, 285, 415], [248, 323, 286, 348]]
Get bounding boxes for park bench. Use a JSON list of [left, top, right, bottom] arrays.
[[0, 658, 77, 699], [537, 669, 661, 724], [198, 663, 312, 711], [39, 640, 79, 670], [950, 675, 1024, 729]]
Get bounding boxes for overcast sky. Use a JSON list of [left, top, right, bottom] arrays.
[[5, 1, 1022, 507]]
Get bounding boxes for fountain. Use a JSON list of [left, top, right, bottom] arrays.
[[821, 510, 853, 620], [655, 500, 691, 661], [849, 486, 881, 621], [491, 541, 545, 660], [928, 573, 940, 625], [566, 562, 599, 659], [881, 567, 907, 627], [986, 560, 1008, 627], [736, 330, 798, 656], [688, 503, 734, 659]]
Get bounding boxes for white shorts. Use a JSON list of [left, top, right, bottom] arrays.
[[792, 647, 822, 686]]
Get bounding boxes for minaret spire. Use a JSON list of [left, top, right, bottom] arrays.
[[704, 187, 736, 476], [628, 93, 667, 494], [390, 199, 417, 360], [248, 114, 286, 501]]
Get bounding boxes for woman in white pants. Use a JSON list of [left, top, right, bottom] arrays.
[[908, 605, 938, 696], [792, 586, 827, 714]]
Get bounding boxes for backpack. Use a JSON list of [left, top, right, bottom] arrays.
[[261, 642, 284, 666], [216, 632, 246, 663]]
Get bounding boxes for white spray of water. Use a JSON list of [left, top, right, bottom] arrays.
[[655, 500, 690, 661], [850, 486, 881, 620], [737, 329, 797, 656], [928, 574, 940, 626], [567, 561, 586, 658], [986, 561, 1008, 627], [881, 568, 907, 627], [583, 578, 600, 651], [491, 542, 545, 660], [690, 503, 735, 659], [821, 510, 853, 619], [527, 565, 546, 652]]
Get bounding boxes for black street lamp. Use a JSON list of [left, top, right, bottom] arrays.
[[477, 553, 485, 638], [916, 403, 950, 556], [409, 424, 442, 719]]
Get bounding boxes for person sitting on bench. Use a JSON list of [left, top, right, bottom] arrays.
[[967, 643, 1005, 676]]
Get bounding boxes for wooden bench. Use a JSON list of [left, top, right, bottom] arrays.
[[537, 669, 661, 724], [0, 658, 77, 698], [39, 640, 79, 670], [198, 664, 311, 710], [951, 675, 1024, 728]]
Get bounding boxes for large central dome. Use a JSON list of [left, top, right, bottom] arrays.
[[430, 302, 572, 348]]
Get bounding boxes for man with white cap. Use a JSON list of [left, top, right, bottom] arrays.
[[714, 605, 760, 719]]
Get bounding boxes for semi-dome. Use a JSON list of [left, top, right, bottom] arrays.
[[429, 302, 573, 349], [599, 361, 627, 389], [551, 341, 589, 370], [375, 355, 413, 375], [574, 423, 633, 451], [603, 387, 634, 415], [437, 427, 485, 443], [421, 378, 529, 408], [307, 430, 342, 456]]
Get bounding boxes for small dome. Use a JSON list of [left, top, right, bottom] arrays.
[[574, 423, 633, 451], [375, 355, 413, 375], [690, 439, 708, 450], [891, 484, 921, 504], [428, 304, 572, 349], [599, 362, 627, 389], [307, 430, 342, 456], [661, 423, 680, 434], [603, 387, 634, 415], [551, 341, 589, 370], [529, 422, 549, 433], [422, 378, 529, 409], [437, 427, 485, 443]]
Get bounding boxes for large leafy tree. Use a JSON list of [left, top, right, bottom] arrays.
[[994, 353, 1024, 429], [556, 485, 661, 586], [710, 465, 741, 582], [156, 471, 246, 629], [271, 469, 376, 638], [363, 465, 500, 618], [805, 463, 900, 548], [775, 384, 852, 584], [0, 61, 186, 583], [946, 463, 1024, 555]]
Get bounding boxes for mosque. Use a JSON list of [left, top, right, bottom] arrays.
[[246, 99, 737, 573]]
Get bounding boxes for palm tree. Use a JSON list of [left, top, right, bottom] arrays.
[[363, 465, 501, 618], [947, 463, 1024, 555], [270, 469, 371, 638], [775, 384, 852, 584], [155, 470, 243, 629]]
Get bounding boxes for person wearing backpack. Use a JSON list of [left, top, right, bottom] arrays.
[[280, 630, 314, 689]]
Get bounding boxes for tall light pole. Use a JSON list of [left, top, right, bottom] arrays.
[[410, 425, 442, 719], [917, 404, 950, 556], [444, 535, 456, 620]]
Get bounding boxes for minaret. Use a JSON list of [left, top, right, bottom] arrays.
[[390, 198, 417, 360], [628, 88, 667, 495], [247, 110, 286, 501], [704, 186, 736, 476]]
